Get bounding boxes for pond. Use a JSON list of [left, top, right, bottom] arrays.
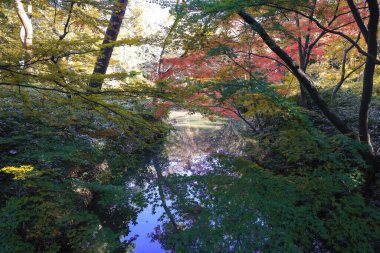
[[124, 110, 247, 252]]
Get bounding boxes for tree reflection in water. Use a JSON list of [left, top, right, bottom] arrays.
[[147, 154, 319, 253], [126, 112, 248, 252], [125, 112, 375, 252]]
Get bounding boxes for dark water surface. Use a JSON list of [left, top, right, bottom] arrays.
[[124, 111, 245, 252]]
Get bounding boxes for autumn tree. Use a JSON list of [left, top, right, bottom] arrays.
[[169, 2, 377, 145], [236, 0, 379, 182], [154, 0, 380, 194]]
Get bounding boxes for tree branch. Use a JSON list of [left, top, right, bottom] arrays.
[[345, 0, 369, 43], [266, 4, 380, 64], [238, 9, 355, 136]]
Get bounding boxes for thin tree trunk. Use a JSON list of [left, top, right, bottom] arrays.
[[358, 0, 378, 154], [88, 0, 128, 91], [332, 36, 364, 99], [345, 0, 369, 43], [295, 1, 317, 109], [15, 0, 33, 66], [152, 157, 190, 252], [296, 14, 308, 108], [238, 9, 354, 137]]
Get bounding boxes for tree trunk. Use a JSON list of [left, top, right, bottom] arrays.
[[332, 43, 354, 98], [15, 0, 33, 66], [296, 14, 309, 108], [238, 9, 354, 137], [88, 0, 128, 91], [345, 0, 369, 43], [358, 0, 378, 154]]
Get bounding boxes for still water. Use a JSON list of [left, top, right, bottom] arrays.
[[125, 111, 246, 252]]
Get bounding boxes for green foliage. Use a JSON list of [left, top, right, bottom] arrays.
[[0, 101, 157, 252], [150, 155, 380, 252], [259, 122, 368, 173], [0, 172, 115, 253], [0, 1, 171, 249]]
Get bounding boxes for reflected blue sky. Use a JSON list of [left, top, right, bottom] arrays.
[[128, 204, 166, 253]]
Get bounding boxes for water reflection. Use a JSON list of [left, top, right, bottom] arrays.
[[123, 112, 376, 253], [126, 111, 246, 252], [146, 155, 268, 253], [164, 111, 245, 175]]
